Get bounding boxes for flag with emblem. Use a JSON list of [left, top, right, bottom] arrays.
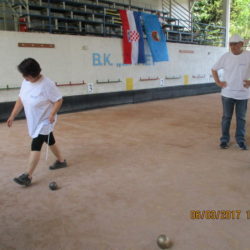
[[142, 13, 168, 62], [119, 10, 145, 64]]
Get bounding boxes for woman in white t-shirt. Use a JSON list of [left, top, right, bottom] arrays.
[[7, 58, 67, 186]]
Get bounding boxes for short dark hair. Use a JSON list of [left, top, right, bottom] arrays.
[[18, 58, 41, 78]]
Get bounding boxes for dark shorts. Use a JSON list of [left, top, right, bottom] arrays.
[[31, 132, 56, 151]]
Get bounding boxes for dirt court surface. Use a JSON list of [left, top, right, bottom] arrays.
[[1, 93, 250, 250]]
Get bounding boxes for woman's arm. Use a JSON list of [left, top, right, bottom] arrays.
[[7, 97, 23, 127], [48, 98, 63, 123]]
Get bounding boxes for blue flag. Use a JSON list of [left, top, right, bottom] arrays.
[[142, 13, 168, 62]]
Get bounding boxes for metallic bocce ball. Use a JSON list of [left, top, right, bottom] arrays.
[[49, 181, 58, 191], [156, 234, 172, 249]]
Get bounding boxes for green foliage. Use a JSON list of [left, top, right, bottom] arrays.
[[192, 0, 223, 25], [192, 0, 250, 40], [191, 0, 224, 46], [230, 0, 250, 39]]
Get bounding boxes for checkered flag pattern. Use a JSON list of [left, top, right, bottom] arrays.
[[127, 30, 140, 42]]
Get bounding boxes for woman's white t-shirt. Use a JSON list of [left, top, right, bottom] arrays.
[[19, 76, 62, 138]]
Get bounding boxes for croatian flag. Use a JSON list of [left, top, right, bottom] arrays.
[[119, 10, 145, 64], [142, 13, 168, 62]]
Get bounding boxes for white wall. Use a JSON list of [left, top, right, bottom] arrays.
[[0, 30, 227, 102]]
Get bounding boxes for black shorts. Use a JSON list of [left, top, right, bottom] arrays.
[[31, 132, 56, 151]]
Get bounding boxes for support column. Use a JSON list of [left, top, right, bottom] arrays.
[[222, 0, 231, 48]]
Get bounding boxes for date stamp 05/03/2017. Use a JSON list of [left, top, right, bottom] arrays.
[[190, 210, 250, 220]]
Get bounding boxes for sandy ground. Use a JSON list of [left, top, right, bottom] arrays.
[[1, 93, 250, 250]]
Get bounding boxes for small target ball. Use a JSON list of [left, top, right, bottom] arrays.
[[49, 181, 58, 191], [156, 234, 172, 249]]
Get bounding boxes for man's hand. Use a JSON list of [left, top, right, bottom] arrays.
[[243, 80, 250, 88], [211, 70, 227, 88], [217, 81, 227, 88]]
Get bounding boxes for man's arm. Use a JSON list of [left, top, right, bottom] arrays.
[[211, 69, 227, 88]]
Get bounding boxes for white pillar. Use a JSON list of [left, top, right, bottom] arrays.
[[222, 0, 231, 48]]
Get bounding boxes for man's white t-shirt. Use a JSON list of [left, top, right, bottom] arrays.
[[19, 76, 62, 138], [212, 50, 250, 100]]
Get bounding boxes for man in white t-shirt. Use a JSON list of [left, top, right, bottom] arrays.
[[7, 58, 68, 186], [212, 34, 250, 150]]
